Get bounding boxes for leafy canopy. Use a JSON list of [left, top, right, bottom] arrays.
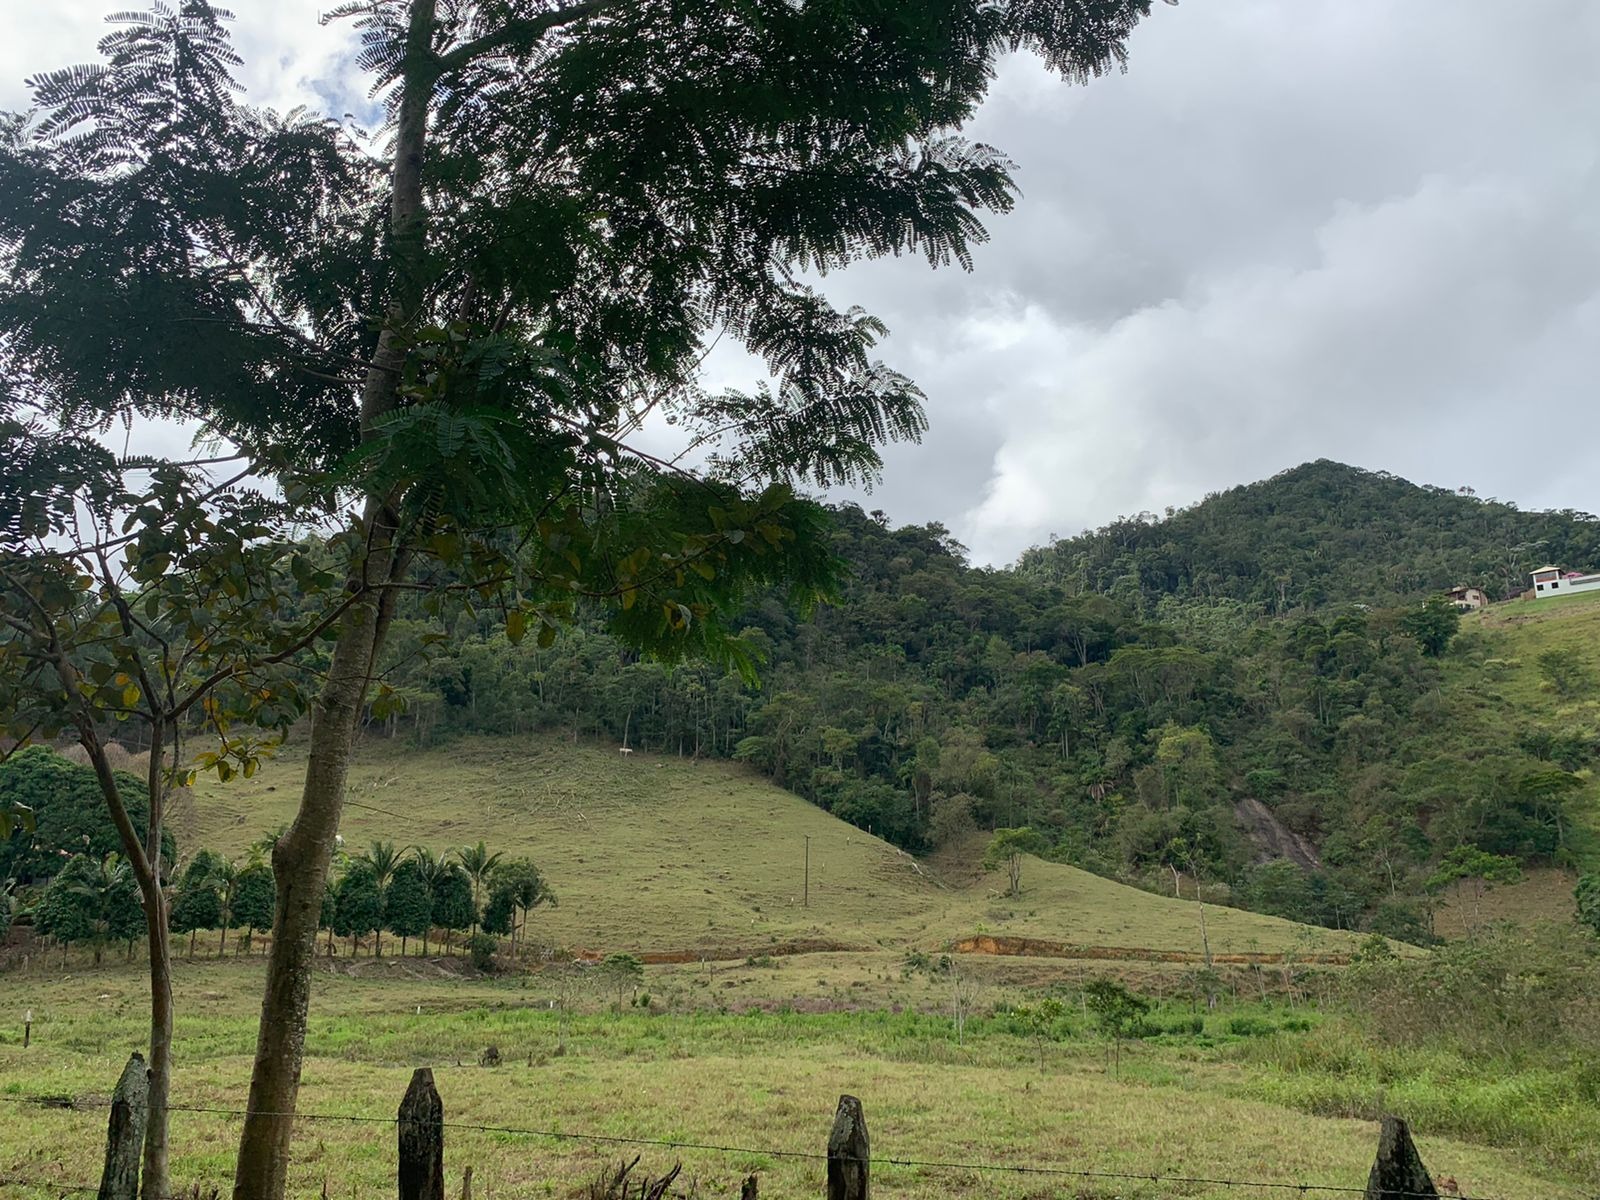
[[1, 0, 1157, 670]]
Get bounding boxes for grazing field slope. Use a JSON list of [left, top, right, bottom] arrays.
[[185, 735, 1366, 959]]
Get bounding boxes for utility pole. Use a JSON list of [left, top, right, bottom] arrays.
[[804, 836, 810, 908]]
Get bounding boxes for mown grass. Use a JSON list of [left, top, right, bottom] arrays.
[[184, 735, 1365, 959], [0, 958, 1585, 1200]]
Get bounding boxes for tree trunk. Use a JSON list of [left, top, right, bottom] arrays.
[[66, 705, 175, 1200], [232, 5, 434, 1195], [232, 564, 393, 1200]]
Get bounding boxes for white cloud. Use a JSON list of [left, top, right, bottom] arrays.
[[6, 1, 1598, 565]]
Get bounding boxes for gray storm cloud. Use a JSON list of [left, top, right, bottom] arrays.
[[7, 1, 1597, 563]]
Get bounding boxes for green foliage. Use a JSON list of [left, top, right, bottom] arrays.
[[1083, 978, 1151, 1041], [169, 852, 225, 938], [331, 862, 383, 946], [480, 857, 554, 939], [1017, 460, 1600, 609], [35, 851, 144, 959], [984, 827, 1048, 896], [599, 952, 645, 1010], [1427, 846, 1523, 894], [347, 495, 1599, 931], [385, 860, 432, 945], [0, 746, 167, 882], [467, 932, 498, 973], [1353, 932, 1398, 963], [430, 865, 475, 940], [1536, 649, 1593, 698], [1401, 597, 1462, 659], [1344, 924, 1600, 1061], [1576, 874, 1600, 937], [1013, 996, 1068, 1066], [231, 862, 275, 936]]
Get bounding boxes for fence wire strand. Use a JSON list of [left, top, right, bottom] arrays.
[[0, 1093, 1500, 1200]]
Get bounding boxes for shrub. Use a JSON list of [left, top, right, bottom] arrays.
[[1227, 1015, 1276, 1038], [468, 932, 498, 972]]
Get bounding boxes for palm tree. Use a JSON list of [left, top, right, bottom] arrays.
[[212, 858, 241, 957], [67, 852, 136, 966], [409, 847, 450, 956], [363, 841, 401, 957], [453, 842, 502, 936]]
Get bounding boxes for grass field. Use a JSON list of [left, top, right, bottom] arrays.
[[1, 958, 1590, 1200], [1446, 591, 1600, 884], [183, 735, 1367, 962]]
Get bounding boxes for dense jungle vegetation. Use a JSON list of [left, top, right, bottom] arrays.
[[357, 462, 1599, 938], [1017, 459, 1600, 609]]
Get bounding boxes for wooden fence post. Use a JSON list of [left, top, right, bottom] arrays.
[[826, 1094, 868, 1200], [398, 1067, 444, 1200], [98, 1052, 149, 1200], [1364, 1116, 1437, 1200]]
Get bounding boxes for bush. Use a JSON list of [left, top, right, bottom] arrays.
[[1227, 1015, 1276, 1038], [1343, 924, 1600, 1062], [468, 932, 498, 972]]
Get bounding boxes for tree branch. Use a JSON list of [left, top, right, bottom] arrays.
[[436, 0, 623, 73]]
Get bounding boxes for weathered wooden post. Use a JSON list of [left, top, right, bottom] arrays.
[[1365, 1116, 1437, 1200], [98, 1052, 150, 1200], [23, 1008, 31, 1048], [826, 1094, 868, 1200], [398, 1067, 445, 1200]]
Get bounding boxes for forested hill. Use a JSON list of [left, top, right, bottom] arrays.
[[1015, 460, 1600, 610], [374, 487, 1599, 945]]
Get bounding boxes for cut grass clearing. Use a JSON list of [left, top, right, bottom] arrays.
[[0, 958, 1586, 1200], [185, 735, 1367, 960]]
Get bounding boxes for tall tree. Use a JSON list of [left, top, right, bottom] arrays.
[[384, 858, 432, 955], [2, 5, 1155, 1194], [363, 840, 402, 956], [0, 421, 333, 1199], [169, 852, 225, 961], [454, 841, 502, 935]]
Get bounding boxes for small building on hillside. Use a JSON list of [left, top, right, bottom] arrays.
[[1445, 585, 1489, 611], [1530, 565, 1600, 599]]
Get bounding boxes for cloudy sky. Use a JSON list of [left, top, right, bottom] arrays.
[[6, 2, 1597, 565]]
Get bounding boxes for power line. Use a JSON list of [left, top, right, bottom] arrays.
[[0, 1094, 1499, 1200]]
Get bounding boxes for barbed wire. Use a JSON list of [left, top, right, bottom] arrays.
[[0, 1093, 1500, 1200]]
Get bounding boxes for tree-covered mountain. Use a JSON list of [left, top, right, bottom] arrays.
[[366, 470, 1600, 943], [1016, 460, 1600, 610]]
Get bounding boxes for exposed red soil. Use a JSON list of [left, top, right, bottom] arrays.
[[951, 934, 1350, 966]]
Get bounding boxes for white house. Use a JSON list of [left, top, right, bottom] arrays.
[[1530, 565, 1600, 599]]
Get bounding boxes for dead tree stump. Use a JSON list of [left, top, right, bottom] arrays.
[[1365, 1116, 1438, 1200], [398, 1068, 445, 1200], [98, 1052, 149, 1200], [826, 1095, 869, 1200]]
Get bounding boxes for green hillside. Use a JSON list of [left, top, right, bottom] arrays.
[[266, 463, 1595, 947], [1017, 459, 1600, 608], [1426, 588, 1600, 927], [186, 735, 1363, 959]]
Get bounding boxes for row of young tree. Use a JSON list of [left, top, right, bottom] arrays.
[[19, 838, 553, 967]]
